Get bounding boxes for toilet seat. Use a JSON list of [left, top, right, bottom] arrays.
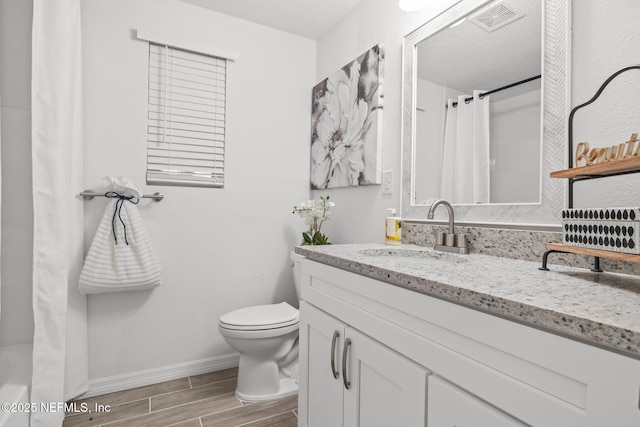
[[219, 302, 299, 331]]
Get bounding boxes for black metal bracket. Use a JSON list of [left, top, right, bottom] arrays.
[[539, 250, 563, 271], [567, 65, 640, 208], [592, 256, 603, 273], [540, 65, 640, 272], [540, 250, 603, 273]]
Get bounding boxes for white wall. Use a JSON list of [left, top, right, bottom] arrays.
[[0, 0, 34, 346], [82, 0, 315, 380], [312, 0, 460, 243], [572, 0, 640, 208], [490, 88, 541, 203], [414, 78, 446, 205]]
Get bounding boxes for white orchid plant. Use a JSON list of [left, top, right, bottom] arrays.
[[292, 196, 335, 245]]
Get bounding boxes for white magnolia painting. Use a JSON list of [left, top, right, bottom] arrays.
[[310, 45, 384, 189]]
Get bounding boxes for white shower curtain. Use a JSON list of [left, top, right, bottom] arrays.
[[31, 1, 88, 426], [440, 90, 491, 204], [0, 60, 2, 327]]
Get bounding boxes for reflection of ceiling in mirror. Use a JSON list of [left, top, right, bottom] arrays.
[[416, 0, 541, 94]]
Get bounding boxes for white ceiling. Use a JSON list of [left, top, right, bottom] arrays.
[[178, 0, 365, 40], [417, 0, 542, 96], [181, 0, 542, 94]]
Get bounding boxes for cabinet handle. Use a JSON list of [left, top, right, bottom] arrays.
[[330, 330, 340, 379], [342, 338, 352, 390]]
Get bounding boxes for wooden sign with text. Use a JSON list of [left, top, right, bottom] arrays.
[[576, 133, 640, 167]]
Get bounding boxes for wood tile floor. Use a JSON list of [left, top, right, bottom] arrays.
[[62, 368, 298, 427]]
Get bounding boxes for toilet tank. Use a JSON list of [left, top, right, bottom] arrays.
[[290, 251, 305, 299]]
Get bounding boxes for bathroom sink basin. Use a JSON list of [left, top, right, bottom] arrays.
[[357, 247, 469, 264]]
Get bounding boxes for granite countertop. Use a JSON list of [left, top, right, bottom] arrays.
[[295, 243, 640, 359]]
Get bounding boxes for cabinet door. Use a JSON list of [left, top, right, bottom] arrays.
[[428, 376, 526, 427], [343, 328, 429, 427], [299, 302, 345, 427]]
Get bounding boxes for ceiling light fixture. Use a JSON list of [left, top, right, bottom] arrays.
[[398, 0, 429, 12]]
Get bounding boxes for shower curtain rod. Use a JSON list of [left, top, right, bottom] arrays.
[[449, 74, 542, 108]]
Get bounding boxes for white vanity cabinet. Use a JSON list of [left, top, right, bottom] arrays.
[[427, 376, 525, 427], [299, 301, 428, 427], [297, 257, 640, 427]]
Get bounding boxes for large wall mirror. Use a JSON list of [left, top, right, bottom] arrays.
[[401, 0, 570, 226]]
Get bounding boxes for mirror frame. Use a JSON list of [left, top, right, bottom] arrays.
[[401, 0, 570, 226]]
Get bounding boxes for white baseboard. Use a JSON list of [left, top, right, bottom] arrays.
[[82, 353, 239, 398]]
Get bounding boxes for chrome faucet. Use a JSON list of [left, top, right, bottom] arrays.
[[427, 199, 455, 234], [427, 199, 469, 254]]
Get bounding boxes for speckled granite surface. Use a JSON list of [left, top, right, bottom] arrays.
[[403, 221, 640, 276], [295, 243, 640, 359]]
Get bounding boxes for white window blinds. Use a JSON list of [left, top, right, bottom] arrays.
[[147, 43, 227, 188]]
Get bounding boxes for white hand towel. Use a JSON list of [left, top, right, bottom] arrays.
[[79, 180, 161, 294]]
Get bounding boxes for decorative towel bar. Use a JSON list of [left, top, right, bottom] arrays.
[[79, 190, 164, 202]]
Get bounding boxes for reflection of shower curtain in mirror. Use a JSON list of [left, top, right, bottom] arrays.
[[440, 90, 490, 204]]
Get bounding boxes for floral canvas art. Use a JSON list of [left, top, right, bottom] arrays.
[[310, 45, 384, 189]]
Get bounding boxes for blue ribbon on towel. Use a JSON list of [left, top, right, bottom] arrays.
[[105, 192, 140, 245]]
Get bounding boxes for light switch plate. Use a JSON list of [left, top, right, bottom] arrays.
[[382, 170, 392, 194]]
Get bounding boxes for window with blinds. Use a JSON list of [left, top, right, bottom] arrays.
[[147, 43, 226, 188]]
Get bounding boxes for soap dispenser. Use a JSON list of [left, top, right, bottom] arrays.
[[385, 208, 402, 246]]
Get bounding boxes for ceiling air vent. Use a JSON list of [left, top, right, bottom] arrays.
[[468, 1, 525, 32]]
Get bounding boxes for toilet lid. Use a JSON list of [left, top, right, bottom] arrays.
[[219, 302, 299, 330]]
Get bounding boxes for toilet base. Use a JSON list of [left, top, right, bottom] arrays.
[[235, 377, 298, 402], [233, 335, 299, 402]]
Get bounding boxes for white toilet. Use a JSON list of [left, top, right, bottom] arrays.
[[218, 251, 304, 401]]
